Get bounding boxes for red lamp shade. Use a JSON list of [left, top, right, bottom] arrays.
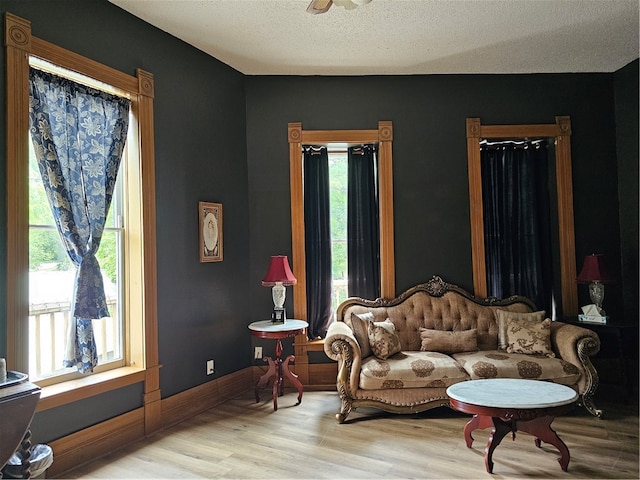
[[261, 255, 297, 286], [577, 254, 614, 283]]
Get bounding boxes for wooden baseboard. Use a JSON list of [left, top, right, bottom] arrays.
[[47, 408, 145, 478], [161, 368, 254, 430], [308, 362, 337, 388], [45, 363, 336, 477], [47, 368, 253, 477]]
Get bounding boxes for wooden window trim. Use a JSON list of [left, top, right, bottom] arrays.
[[288, 122, 394, 382], [466, 116, 578, 316], [5, 13, 162, 435]]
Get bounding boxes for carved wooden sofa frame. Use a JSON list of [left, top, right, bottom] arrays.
[[324, 276, 601, 423]]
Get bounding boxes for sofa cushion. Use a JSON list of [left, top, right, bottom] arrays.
[[496, 309, 545, 350], [452, 350, 580, 386], [420, 328, 478, 353], [368, 319, 402, 359], [360, 351, 470, 389], [351, 312, 374, 358], [505, 317, 555, 357]]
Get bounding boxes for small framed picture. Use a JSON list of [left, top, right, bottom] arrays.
[[199, 201, 223, 262]]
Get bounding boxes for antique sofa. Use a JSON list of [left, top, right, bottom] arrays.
[[324, 276, 601, 423]]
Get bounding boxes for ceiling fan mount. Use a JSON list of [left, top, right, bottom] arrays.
[[307, 0, 372, 15]]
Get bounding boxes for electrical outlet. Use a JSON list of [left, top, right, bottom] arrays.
[[254, 346, 262, 359], [206, 359, 214, 375]]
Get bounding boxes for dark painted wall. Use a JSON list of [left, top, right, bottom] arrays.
[[245, 73, 630, 321], [0, 0, 251, 443], [614, 59, 639, 321], [0, 0, 637, 445]]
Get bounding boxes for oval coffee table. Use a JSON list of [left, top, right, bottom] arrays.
[[447, 379, 578, 474]]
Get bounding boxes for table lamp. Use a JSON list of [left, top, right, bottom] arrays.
[[262, 255, 297, 324], [577, 253, 613, 321]]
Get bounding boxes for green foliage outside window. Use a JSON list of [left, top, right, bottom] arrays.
[[28, 146, 118, 283], [329, 152, 349, 309], [329, 153, 348, 281]]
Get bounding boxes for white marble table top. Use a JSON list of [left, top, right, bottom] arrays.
[[447, 379, 578, 409], [248, 319, 308, 333]]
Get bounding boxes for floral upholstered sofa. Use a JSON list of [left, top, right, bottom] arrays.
[[324, 276, 601, 423]]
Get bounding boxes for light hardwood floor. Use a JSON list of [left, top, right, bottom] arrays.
[[62, 390, 638, 479]]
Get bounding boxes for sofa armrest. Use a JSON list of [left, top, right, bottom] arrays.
[[550, 321, 602, 416], [551, 321, 600, 364], [324, 322, 363, 399], [324, 322, 360, 359]]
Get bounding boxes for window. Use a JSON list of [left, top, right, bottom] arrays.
[[328, 149, 349, 313], [6, 12, 159, 422], [289, 122, 394, 313], [287, 122, 394, 365], [326, 146, 381, 319], [466, 117, 578, 316]]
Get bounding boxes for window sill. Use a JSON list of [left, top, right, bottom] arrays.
[[36, 366, 146, 412], [295, 335, 325, 351]]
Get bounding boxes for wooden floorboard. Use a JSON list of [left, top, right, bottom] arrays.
[[61, 390, 639, 479]]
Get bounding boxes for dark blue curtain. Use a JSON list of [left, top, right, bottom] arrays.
[[347, 145, 380, 300], [28, 68, 130, 373], [481, 140, 553, 311], [303, 146, 333, 339]]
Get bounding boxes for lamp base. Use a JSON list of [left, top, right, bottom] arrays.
[[271, 308, 286, 324]]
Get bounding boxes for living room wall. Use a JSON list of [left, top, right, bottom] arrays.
[[614, 60, 639, 322], [0, 0, 637, 447], [245, 71, 634, 322], [0, 0, 252, 443]]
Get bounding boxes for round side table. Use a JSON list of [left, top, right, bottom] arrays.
[[248, 319, 308, 411]]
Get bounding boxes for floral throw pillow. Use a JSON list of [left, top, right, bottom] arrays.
[[505, 317, 556, 357], [496, 309, 546, 350], [367, 319, 402, 359], [350, 312, 374, 358]]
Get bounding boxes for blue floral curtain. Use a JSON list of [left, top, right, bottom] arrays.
[[28, 68, 130, 373]]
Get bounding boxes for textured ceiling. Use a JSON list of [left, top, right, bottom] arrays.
[[108, 0, 639, 75]]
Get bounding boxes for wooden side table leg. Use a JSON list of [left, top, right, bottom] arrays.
[[519, 415, 570, 471], [275, 339, 284, 398], [484, 417, 511, 474], [277, 358, 284, 397], [270, 339, 285, 411], [282, 355, 303, 405], [272, 363, 279, 411], [255, 357, 276, 403]]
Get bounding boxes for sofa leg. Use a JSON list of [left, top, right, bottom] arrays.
[[337, 399, 352, 424], [580, 393, 603, 418]]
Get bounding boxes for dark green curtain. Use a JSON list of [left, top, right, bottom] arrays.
[[481, 140, 553, 311], [347, 145, 380, 300], [303, 146, 333, 339]]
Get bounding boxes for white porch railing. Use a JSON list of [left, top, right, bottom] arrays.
[[332, 278, 349, 315], [28, 299, 119, 380]]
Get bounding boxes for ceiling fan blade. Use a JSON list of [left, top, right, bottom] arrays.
[[307, 0, 333, 14]]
